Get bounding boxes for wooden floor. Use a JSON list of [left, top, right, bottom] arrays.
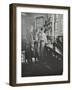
[[21, 47, 63, 77], [22, 60, 63, 77]]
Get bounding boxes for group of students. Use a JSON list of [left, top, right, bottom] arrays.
[[22, 27, 48, 63]]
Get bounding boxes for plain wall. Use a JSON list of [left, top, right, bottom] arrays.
[[0, 0, 72, 90]]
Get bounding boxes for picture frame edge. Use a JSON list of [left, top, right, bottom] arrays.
[[9, 4, 16, 86]]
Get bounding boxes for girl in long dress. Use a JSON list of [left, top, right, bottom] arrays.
[[39, 28, 48, 61]]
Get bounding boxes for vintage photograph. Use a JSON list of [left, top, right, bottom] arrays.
[[9, 4, 70, 86], [21, 13, 63, 77]]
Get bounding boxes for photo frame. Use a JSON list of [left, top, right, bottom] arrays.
[[9, 3, 70, 86]]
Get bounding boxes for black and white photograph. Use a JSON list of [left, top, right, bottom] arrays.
[[9, 4, 70, 86], [21, 13, 63, 77]]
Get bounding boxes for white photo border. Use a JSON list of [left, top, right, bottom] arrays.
[[16, 7, 68, 84]]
